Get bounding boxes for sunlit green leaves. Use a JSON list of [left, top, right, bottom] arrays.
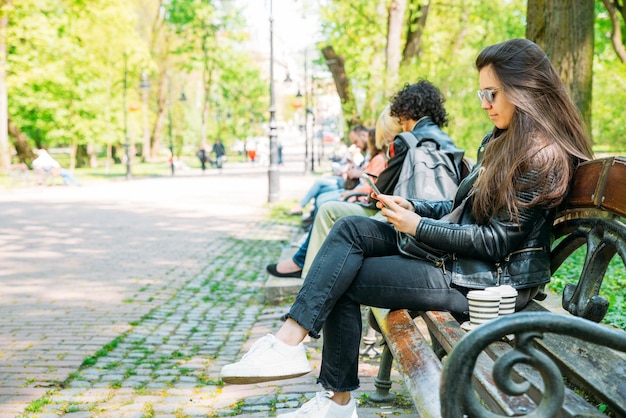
[[318, 0, 625, 154], [6, 1, 626, 164]]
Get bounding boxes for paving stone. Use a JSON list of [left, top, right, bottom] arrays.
[[0, 158, 425, 417]]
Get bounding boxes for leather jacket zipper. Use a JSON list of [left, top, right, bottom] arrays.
[[504, 246, 544, 262], [495, 263, 502, 285], [496, 247, 544, 285]]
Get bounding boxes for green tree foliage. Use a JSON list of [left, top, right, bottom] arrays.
[[5, 0, 269, 167], [319, 1, 387, 122], [164, 0, 267, 148], [5, 1, 626, 166], [7, 0, 148, 167], [319, 0, 527, 152], [593, 2, 626, 153], [319, 0, 626, 155]]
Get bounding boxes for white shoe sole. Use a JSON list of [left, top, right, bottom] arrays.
[[221, 369, 310, 384]]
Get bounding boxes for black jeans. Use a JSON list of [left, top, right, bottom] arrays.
[[286, 216, 470, 392]]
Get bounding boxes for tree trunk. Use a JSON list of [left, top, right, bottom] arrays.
[[386, 0, 406, 95], [201, 31, 214, 147], [8, 117, 35, 164], [601, 0, 626, 63], [402, 0, 430, 65], [148, 0, 169, 160], [141, 75, 151, 162], [151, 68, 167, 159], [526, 0, 594, 138], [321, 45, 361, 130], [76, 144, 89, 168], [0, 0, 10, 173]]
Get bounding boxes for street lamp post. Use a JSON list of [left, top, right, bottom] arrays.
[[302, 48, 312, 172], [167, 75, 175, 176], [267, 0, 280, 203], [139, 72, 151, 162], [123, 53, 131, 179], [310, 107, 316, 170]]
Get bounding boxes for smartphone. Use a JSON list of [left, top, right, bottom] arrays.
[[362, 172, 381, 196], [362, 173, 390, 208]]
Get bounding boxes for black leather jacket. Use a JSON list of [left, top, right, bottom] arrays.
[[407, 132, 554, 290]]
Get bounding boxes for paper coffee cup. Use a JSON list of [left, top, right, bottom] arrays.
[[467, 290, 501, 325], [486, 285, 518, 316]]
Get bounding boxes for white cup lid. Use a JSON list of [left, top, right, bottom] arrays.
[[467, 290, 501, 301], [485, 285, 518, 297]]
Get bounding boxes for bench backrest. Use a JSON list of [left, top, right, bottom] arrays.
[[442, 157, 626, 417], [548, 156, 626, 322]]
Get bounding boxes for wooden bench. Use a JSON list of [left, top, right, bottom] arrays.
[[368, 156, 626, 417]]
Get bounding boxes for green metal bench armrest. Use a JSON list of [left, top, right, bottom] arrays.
[[441, 312, 626, 418]]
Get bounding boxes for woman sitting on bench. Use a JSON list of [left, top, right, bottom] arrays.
[[220, 38, 594, 418]]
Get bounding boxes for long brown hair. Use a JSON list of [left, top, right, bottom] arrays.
[[472, 39, 594, 223]]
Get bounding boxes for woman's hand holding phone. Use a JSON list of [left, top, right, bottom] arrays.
[[374, 193, 421, 235], [361, 173, 419, 232]]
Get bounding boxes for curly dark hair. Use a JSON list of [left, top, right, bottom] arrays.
[[389, 80, 448, 127]]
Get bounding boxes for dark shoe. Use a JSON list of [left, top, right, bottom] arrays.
[[300, 215, 314, 229], [284, 210, 303, 216], [266, 264, 302, 278]]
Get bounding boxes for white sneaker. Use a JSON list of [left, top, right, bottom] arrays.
[[279, 391, 358, 417], [220, 334, 312, 384]]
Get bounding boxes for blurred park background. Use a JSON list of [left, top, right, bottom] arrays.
[[0, 0, 625, 183]]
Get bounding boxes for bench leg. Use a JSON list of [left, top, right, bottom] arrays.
[[369, 343, 396, 402]]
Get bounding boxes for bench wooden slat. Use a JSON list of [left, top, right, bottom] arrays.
[[523, 302, 626, 416], [422, 311, 538, 416], [484, 329, 607, 417], [602, 157, 626, 216], [425, 306, 617, 417], [370, 308, 442, 417]]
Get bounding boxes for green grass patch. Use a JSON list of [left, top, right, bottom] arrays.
[[24, 396, 52, 412], [80, 336, 123, 368]]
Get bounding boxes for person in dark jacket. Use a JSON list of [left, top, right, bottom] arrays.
[[266, 80, 460, 279], [212, 139, 226, 169], [197, 146, 207, 172], [220, 39, 594, 418]]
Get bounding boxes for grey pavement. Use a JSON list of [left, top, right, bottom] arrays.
[[0, 143, 418, 417]]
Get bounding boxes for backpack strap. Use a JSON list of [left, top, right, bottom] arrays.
[[397, 131, 441, 149], [396, 131, 419, 148]]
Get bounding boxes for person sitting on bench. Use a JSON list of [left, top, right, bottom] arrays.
[[220, 38, 594, 418]]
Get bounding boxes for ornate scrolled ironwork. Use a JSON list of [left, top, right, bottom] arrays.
[[440, 312, 626, 418], [550, 209, 626, 322]]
